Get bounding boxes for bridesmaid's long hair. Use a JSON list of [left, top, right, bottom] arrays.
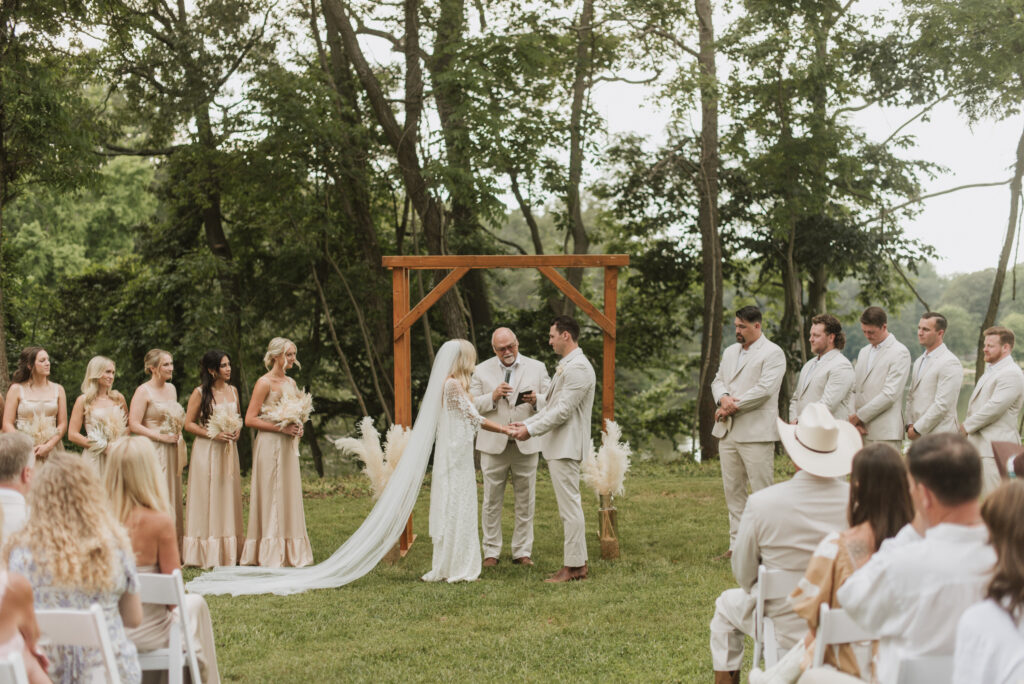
[[80, 356, 123, 413], [198, 350, 230, 426], [449, 339, 477, 392], [11, 347, 45, 384]]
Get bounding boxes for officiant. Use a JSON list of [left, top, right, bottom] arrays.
[[470, 327, 551, 567]]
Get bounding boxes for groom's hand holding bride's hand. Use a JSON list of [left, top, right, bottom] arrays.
[[507, 422, 530, 441]]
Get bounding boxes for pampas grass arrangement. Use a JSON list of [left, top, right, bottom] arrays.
[[581, 420, 631, 560], [206, 403, 243, 439], [159, 402, 185, 436], [16, 412, 59, 447], [263, 385, 314, 430], [85, 406, 128, 453], [333, 417, 410, 500]]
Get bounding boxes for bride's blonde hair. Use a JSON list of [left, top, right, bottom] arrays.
[[449, 339, 477, 392], [80, 356, 123, 413], [264, 337, 300, 370]]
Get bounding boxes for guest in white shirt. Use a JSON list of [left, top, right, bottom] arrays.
[[953, 481, 1024, 684], [0, 432, 33, 540], [798, 433, 996, 684], [905, 312, 963, 440], [790, 314, 854, 421], [710, 403, 859, 684]]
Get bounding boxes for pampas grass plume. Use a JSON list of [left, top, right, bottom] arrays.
[[581, 419, 631, 498]]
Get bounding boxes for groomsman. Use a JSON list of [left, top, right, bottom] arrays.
[[470, 327, 551, 567], [789, 313, 854, 421], [849, 306, 911, 451], [710, 306, 786, 556], [961, 326, 1024, 496], [905, 312, 963, 440]]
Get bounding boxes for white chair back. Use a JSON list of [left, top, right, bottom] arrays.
[[896, 655, 954, 684], [136, 569, 202, 684], [0, 651, 30, 684], [35, 603, 121, 684], [752, 564, 805, 669], [811, 604, 876, 668]]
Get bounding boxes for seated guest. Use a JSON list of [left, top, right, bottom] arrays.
[[105, 437, 221, 684], [953, 481, 1024, 683], [711, 403, 859, 684], [799, 433, 996, 684], [0, 432, 33, 539], [6, 452, 142, 683], [750, 443, 914, 683], [0, 508, 52, 683]]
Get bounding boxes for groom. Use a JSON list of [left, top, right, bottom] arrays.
[[509, 315, 595, 583]]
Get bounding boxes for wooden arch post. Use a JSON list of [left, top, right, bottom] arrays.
[[384, 254, 630, 555]]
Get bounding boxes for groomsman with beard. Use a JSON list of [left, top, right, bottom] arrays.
[[905, 312, 963, 440], [789, 313, 855, 421], [470, 327, 551, 567], [849, 306, 911, 450], [961, 326, 1024, 496], [710, 305, 787, 557]]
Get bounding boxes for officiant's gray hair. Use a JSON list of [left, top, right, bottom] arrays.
[[264, 337, 300, 370]]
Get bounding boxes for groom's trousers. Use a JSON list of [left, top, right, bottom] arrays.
[[480, 443, 538, 559], [547, 457, 588, 567]]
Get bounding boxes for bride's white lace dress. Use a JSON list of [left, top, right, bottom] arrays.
[[422, 378, 484, 582]]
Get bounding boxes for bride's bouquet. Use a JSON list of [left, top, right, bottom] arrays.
[[159, 403, 185, 436], [86, 406, 128, 454], [206, 403, 243, 439], [334, 417, 410, 500], [16, 412, 59, 447], [262, 386, 314, 430]]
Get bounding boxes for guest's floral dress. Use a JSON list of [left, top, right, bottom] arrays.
[[8, 546, 142, 683]]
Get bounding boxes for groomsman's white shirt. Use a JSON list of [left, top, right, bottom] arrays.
[[962, 353, 1024, 492], [471, 354, 550, 455], [851, 333, 911, 441], [789, 349, 854, 420], [711, 335, 787, 442], [905, 342, 963, 435]]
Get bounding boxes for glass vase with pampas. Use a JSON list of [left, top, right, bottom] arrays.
[[581, 420, 632, 560]]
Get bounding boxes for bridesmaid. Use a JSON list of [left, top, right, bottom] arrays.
[[128, 349, 186, 550], [240, 337, 313, 568], [68, 356, 129, 469], [182, 350, 243, 568], [1, 347, 67, 461]]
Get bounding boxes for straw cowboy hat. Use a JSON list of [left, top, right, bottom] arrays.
[[776, 403, 862, 477]]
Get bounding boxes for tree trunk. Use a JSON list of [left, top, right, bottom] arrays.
[[779, 222, 805, 422], [976, 121, 1024, 379], [694, 0, 722, 461]]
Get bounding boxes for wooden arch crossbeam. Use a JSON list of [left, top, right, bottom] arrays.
[[383, 254, 630, 555]]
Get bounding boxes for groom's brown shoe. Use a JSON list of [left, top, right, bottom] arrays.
[[512, 556, 533, 566], [544, 564, 588, 583], [482, 557, 499, 567]]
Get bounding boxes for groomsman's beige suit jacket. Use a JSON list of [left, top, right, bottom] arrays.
[[963, 355, 1024, 493], [851, 334, 911, 442], [789, 349, 854, 421], [524, 348, 595, 461], [905, 343, 963, 436], [711, 335, 787, 442], [471, 354, 550, 455]]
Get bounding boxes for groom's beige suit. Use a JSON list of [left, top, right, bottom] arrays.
[[963, 354, 1024, 496], [523, 347, 595, 567], [471, 354, 551, 560]]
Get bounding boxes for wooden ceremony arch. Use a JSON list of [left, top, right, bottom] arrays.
[[383, 254, 630, 555]]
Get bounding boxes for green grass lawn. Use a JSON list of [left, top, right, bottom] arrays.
[[186, 458, 795, 682]]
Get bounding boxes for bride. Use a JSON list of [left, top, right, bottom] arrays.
[[187, 339, 513, 595]]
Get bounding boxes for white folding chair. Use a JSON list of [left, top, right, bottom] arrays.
[[752, 564, 805, 669], [36, 603, 121, 684], [896, 655, 954, 684], [0, 651, 30, 684], [811, 604, 876, 668], [136, 569, 202, 684]]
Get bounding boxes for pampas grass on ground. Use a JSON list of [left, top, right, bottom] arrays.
[[333, 417, 410, 499], [581, 420, 631, 498]]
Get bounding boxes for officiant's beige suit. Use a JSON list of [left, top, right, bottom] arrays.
[[711, 334, 786, 549], [963, 355, 1024, 495], [523, 347, 595, 567], [905, 343, 962, 437], [789, 349, 854, 420], [851, 334, 911, 449], [471, 354, 550, 560]]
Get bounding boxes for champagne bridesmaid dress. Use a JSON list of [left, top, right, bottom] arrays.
[[15, 384, 62, 461], [140, 386, 187, 546], [182, 394, 243, 568], [240, 386, 313, 568], [83, 404, 125, 472]]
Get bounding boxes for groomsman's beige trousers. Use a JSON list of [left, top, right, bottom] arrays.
[[480, 443, 538, 560], [719, 438, 774, 550], [547, 457, 587, 567]]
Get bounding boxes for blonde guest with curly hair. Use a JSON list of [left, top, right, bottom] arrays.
[[5, 452, 142, 683], [105, 437, 221, 683], [68, 356, 128, 470], [240, 337, 314, 567]]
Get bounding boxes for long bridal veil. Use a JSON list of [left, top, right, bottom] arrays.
[[186, 340, 461, 596]]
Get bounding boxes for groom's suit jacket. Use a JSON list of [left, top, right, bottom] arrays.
[[789, 349, 854, 421], [963, 355, 1024, 462], [905, 343, 962, 436], [711, 334, 786, 442], [851, 334, 911, 441], [470, 354, 550, 455], [523, 348, 595, 461]]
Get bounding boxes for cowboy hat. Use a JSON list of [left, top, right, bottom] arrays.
[[776, 403, 862, 477]]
